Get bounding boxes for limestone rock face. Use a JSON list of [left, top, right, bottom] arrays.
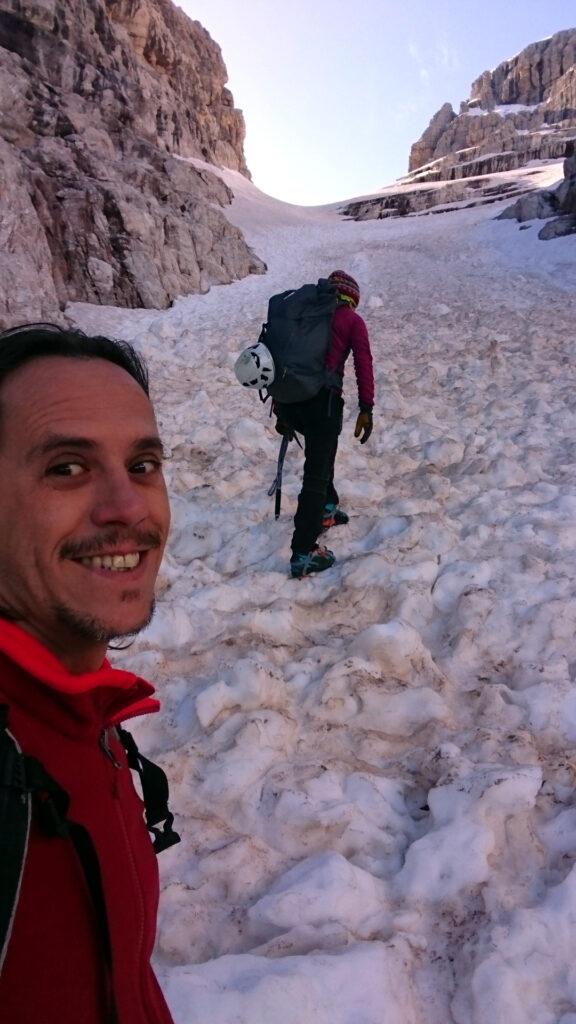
[[496, 164, 576, 239], [408, 102, 456, 173], [538, 214, 576, 239], [408, 28, 576, 181], [105, 0, 250, 175], [470, 31, 576, 107], [0, 135, 62, 325], [496, 190, 559, 223], [0, 0, 265, 325], [340, 175, 535, 223], [546, 66, 576, 123]]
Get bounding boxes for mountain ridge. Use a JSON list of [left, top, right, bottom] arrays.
[[408, 28, 576, 182]]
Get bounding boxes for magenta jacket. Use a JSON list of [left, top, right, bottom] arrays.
[[325, 304, 374, 411]]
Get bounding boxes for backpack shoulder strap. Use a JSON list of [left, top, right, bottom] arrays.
[[0, 705, 32, 974], [117, 727, 180, 854], [0, 710, 179, 985], [0, 708, 112, 979]]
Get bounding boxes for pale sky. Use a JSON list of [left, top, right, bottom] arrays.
[[177, 1, 575, 206]]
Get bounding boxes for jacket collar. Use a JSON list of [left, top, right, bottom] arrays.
[[0, 618, 159, 735]]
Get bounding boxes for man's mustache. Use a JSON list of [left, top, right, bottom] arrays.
[[60, 529, 163, 560]]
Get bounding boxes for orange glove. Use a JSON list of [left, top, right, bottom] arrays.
[[354, 410, 373, 444]]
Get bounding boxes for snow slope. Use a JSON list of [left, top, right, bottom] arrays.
[[69, 161, 576, 1023]]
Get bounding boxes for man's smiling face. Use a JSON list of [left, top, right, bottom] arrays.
[[0, 355, 171, 670]]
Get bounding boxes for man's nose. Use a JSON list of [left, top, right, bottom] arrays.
[[91, 470, 149, 528]]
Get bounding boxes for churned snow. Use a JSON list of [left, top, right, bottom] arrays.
[[69, 158, 576, 1023]]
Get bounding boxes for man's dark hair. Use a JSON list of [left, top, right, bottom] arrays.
[[565, 140, 575, 158], [0, 322, 149, 395]]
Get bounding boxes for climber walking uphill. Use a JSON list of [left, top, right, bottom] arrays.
[[277, 270, 374, 578], [234, 270, 374, 577]]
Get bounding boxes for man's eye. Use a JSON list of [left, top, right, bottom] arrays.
[[46, 462, 85, 477], [131, 459, 161, 475]]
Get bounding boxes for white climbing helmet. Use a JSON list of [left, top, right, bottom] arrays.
[[234, 342, 275, 388]]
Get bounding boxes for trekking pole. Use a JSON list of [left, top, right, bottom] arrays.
[[267, 434, 290, 519]]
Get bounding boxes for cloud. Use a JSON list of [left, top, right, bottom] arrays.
[[437, 40, 460, 72], [408, 40, 432, 85], [409, 36, 461, 84], [393, 100, 421, 120]]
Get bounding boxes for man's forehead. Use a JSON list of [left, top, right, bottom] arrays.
[[3, 353, 148, 393], [0, 356, 159, 449]]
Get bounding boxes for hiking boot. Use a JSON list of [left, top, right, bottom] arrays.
[[321, 503, 349, 530], [290, 544, 336, 579]]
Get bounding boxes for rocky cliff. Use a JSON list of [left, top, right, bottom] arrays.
[[343, 28, 576, 226], [408, 28, 576, 182], [0, 0, 265, 326]]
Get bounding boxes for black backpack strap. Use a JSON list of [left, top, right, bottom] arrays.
[[0, 707, 112, 981], [117, 728, 180, 854], [25, 760, 112, 965], [0, 705, 32, 973], [66, 820, 112, 968]]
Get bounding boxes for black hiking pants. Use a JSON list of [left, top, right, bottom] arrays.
[[276, 388, 344, 555]]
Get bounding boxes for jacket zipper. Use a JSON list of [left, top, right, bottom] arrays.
[[97, 728, 123, 1022], [100, 727, 122, 769]]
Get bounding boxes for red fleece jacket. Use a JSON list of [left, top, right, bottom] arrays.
[[0, 620, 174, 1024], [325, 304, 375, 410]]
